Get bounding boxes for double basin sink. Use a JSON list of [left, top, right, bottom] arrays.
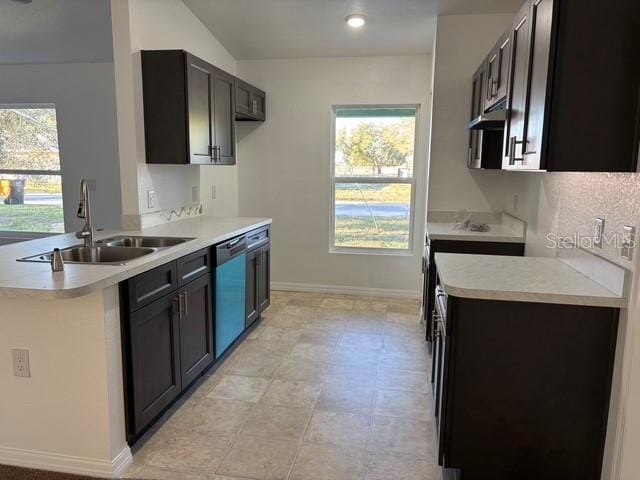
[[19, 236, 194, 265]]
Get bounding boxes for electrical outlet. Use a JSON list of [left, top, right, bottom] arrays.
[[12, 349, 30, 378], [86, 179, 97, 192], [622, 225, 635, 260], [147, 190, 156, 209], [192, 186, 199, 203], [211, 185, 217, 200], [594, 218, 605, 248]]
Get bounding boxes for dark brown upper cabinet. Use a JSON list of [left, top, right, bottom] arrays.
[[141, 50, 236, 165], [502, 0, 640, 171], [468, 63, 503, 169], [485, 31, 511, 112], [235, 78, 266, 121]]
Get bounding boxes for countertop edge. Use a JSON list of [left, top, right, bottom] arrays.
[[0, 218, 272, 300]]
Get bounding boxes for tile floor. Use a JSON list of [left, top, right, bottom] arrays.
[[123, 291, 436, 480]]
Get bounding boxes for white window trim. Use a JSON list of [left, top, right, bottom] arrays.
[[0, 103, 64, 236], [329, 104, 420, 255]]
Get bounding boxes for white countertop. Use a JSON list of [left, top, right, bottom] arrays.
[[0, 216, 271, 299], [434, 253, 626, 308], [426, 222, 525, 243]]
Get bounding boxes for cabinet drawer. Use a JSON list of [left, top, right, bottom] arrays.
[[247, 226, 270, 251], [177, 247, 211, 286], [128, 262, 178, 312]]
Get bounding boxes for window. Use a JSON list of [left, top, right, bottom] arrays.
[[0, 105, 64, 233], [331, 106, 418, 252]]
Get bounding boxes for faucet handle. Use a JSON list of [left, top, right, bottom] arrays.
[[77, 201, 86, 219]]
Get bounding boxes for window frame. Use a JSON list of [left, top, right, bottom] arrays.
[[329, 104, 420, 255], [0, 103, 64, 236]]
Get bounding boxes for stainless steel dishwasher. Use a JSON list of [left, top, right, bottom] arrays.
[[214, 235, 247, 357]]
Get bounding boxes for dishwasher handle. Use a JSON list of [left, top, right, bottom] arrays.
[[215, 236, 247, 265]]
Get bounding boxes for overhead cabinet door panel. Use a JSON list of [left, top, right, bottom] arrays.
[[502, 3, 531, 169], [213, 69, 236, 164], [187, 55, 214, 164]]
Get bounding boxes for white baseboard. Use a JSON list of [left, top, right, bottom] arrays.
[[271, 281, 418, 299], [0, 445, 132, 478]]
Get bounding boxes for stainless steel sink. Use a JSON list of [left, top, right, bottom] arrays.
[[19, 245, 156, 265], [99, 236, 194, 248]]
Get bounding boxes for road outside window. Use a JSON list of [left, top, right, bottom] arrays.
[[0, 106, 64, 233], [331, 106, 417, 252]]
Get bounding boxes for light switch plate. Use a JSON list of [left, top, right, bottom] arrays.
[[622, 225, 635, 261], [192, 186, 199, 203], [594, 218, 605, 248], [211, 185, 217, 200], [147, 190, 156, 209], [12, 349, 30, 378]]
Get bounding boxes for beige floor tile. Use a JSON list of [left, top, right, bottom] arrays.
[[326, 362, 379, 387], [304, 315, 347, 332], [320, 297, 355, 310], [386, 301, 421, 315], [288, 342, 336, 363], [339, 332, 384, 350], [207, 375, 271, 403], [365, 451, 438, 480], [276, 358, 330, 383], [241, 403, 312, 440], [261, 378, 322, 408], [374, 389, 432, 421], [282, 304, 317, 316], [377, 368, 429, 393], [166, 398, 253, 435], [297, 329, 342, 346], [304, 410, 371, 448], [343, 317, 385, 334], [353, 299, 387, 312], [386, 312, 422, 326], [383, 321, 425, 338], [383, 335, 427, 354], [332, 345, 381, 365], [146, 429, 232, 472], [242, 339, 294, 357], [227, 351, 284, 378], [289, 443, 368, 480], [368, 416, 433, 456], [316, 383, 375, 414], [255, 326, 302, 343], [216, 435, 299, 480], [266, 312, 309, 329], [379, 351, 429, 372], [135, 466, 210, 479]]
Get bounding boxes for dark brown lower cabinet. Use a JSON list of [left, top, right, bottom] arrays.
[[245, 239, 271, 328], [433, 290, 619, 480], [122, 257, 213, 443], [128, 292, 181, 437], [179, 274, 214, 387]]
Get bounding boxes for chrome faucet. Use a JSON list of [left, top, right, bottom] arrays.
[[75, 179, 94, 248]]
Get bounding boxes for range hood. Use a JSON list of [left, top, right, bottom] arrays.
[[467, 109, 506, 130]]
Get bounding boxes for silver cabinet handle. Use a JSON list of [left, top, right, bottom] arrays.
[[183, 291, 188, 317], [179, 293, 185, 319], [509, 136, 525, 165]]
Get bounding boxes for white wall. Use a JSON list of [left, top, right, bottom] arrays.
[[427, 14, 529, 215], [0, 62, 122, 232], [236, 55, 431, 295], [111, 0, 239, 227]]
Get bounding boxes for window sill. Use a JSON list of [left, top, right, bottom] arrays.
[[329, 247, 414, 257]]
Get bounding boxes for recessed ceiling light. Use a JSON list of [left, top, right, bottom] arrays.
[[345, 14, 367, 28]]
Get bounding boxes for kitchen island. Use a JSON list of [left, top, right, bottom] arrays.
[[0, 216, 271, 478]]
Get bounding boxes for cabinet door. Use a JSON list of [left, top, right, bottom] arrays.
[[212, 68, 236, 165], [235, 79, 253, 118], [186, 54, 214, 165], [129, 293, 181, 436], [521, 0, 554, 170], [250, 90, 266, 121], [468, 63, 486, 168], [245, 248, 260, 327], [502, 2, 532, 169], [486, 32, 511, 111], [179, 274, 214, 387], [258, 243, 271, 312]]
